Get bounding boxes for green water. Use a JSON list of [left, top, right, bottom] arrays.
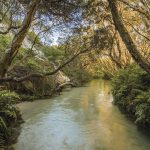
[[14, 80, 150, 150]]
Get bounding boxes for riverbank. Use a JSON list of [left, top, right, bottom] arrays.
[[1, 64, 150, 150], [112, 64, 150, 128], [0, 86, 72, 150]]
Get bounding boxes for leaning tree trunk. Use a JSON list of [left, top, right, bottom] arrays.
[[107, 0, 150, 74], [0, 0, 41, 78]]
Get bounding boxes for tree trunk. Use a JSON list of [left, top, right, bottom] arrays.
[[107, 0, 150, 74], [0, 0, 41, 77]]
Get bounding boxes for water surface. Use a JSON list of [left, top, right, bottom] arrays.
[[14, 80, 150, 150]]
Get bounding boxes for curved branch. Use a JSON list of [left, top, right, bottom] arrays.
[[0, 25, 21, 34], [0, 44, 92, 83], [118, 0, 150, 20], [123, 20, 150, 41]]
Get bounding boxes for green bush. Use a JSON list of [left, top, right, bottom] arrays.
[[63, 61, 92, 86], [0, 90, 22, 148], [112, 64, 150, 126]]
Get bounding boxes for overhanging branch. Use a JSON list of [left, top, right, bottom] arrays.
[[0, 45, 92, 83]]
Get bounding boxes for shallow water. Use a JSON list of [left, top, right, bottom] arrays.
[[14, 80, 150, 150]]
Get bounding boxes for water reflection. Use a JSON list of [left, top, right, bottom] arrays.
[[15, 80, 150, 150]]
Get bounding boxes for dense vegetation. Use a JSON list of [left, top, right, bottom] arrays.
[[0, 0, 149, 149], [112, 64, 150, 127], [0, 90, 22, 149]]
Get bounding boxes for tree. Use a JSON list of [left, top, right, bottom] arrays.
[[0, 0, 41, 77], [0, 0, 40, 77], [83, 0, 150, 74], [107, 0, 150, 74], [0, 0, 84, 78]]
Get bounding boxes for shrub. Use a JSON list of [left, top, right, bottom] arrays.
[[0, 90, 22, 148], [112, 64, 150, 126]]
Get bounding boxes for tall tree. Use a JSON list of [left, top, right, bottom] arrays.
[[0, 0, 41, 77], [0, 0, 84, 78], [107, 0, 150, 74]]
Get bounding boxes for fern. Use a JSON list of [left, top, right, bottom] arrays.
[[0, 117, 7, 148], [0, 133, 5, 149], [0, 90, 21, 148]]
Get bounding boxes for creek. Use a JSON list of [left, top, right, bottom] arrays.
[[14, 80, 150, 150]]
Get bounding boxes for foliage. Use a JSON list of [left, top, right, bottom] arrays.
[[112, 64, 150, 126], [42, 45, 65, 62], [63, 59, 92, 86], [0, 90, 20, 105], [42, 44, 92, 85], [0, 90, 22, 148], [0, 35, 12, 61], [28, 31, 41, 45]]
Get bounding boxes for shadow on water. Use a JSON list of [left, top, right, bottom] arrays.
[[14, 80, 150, 150]]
